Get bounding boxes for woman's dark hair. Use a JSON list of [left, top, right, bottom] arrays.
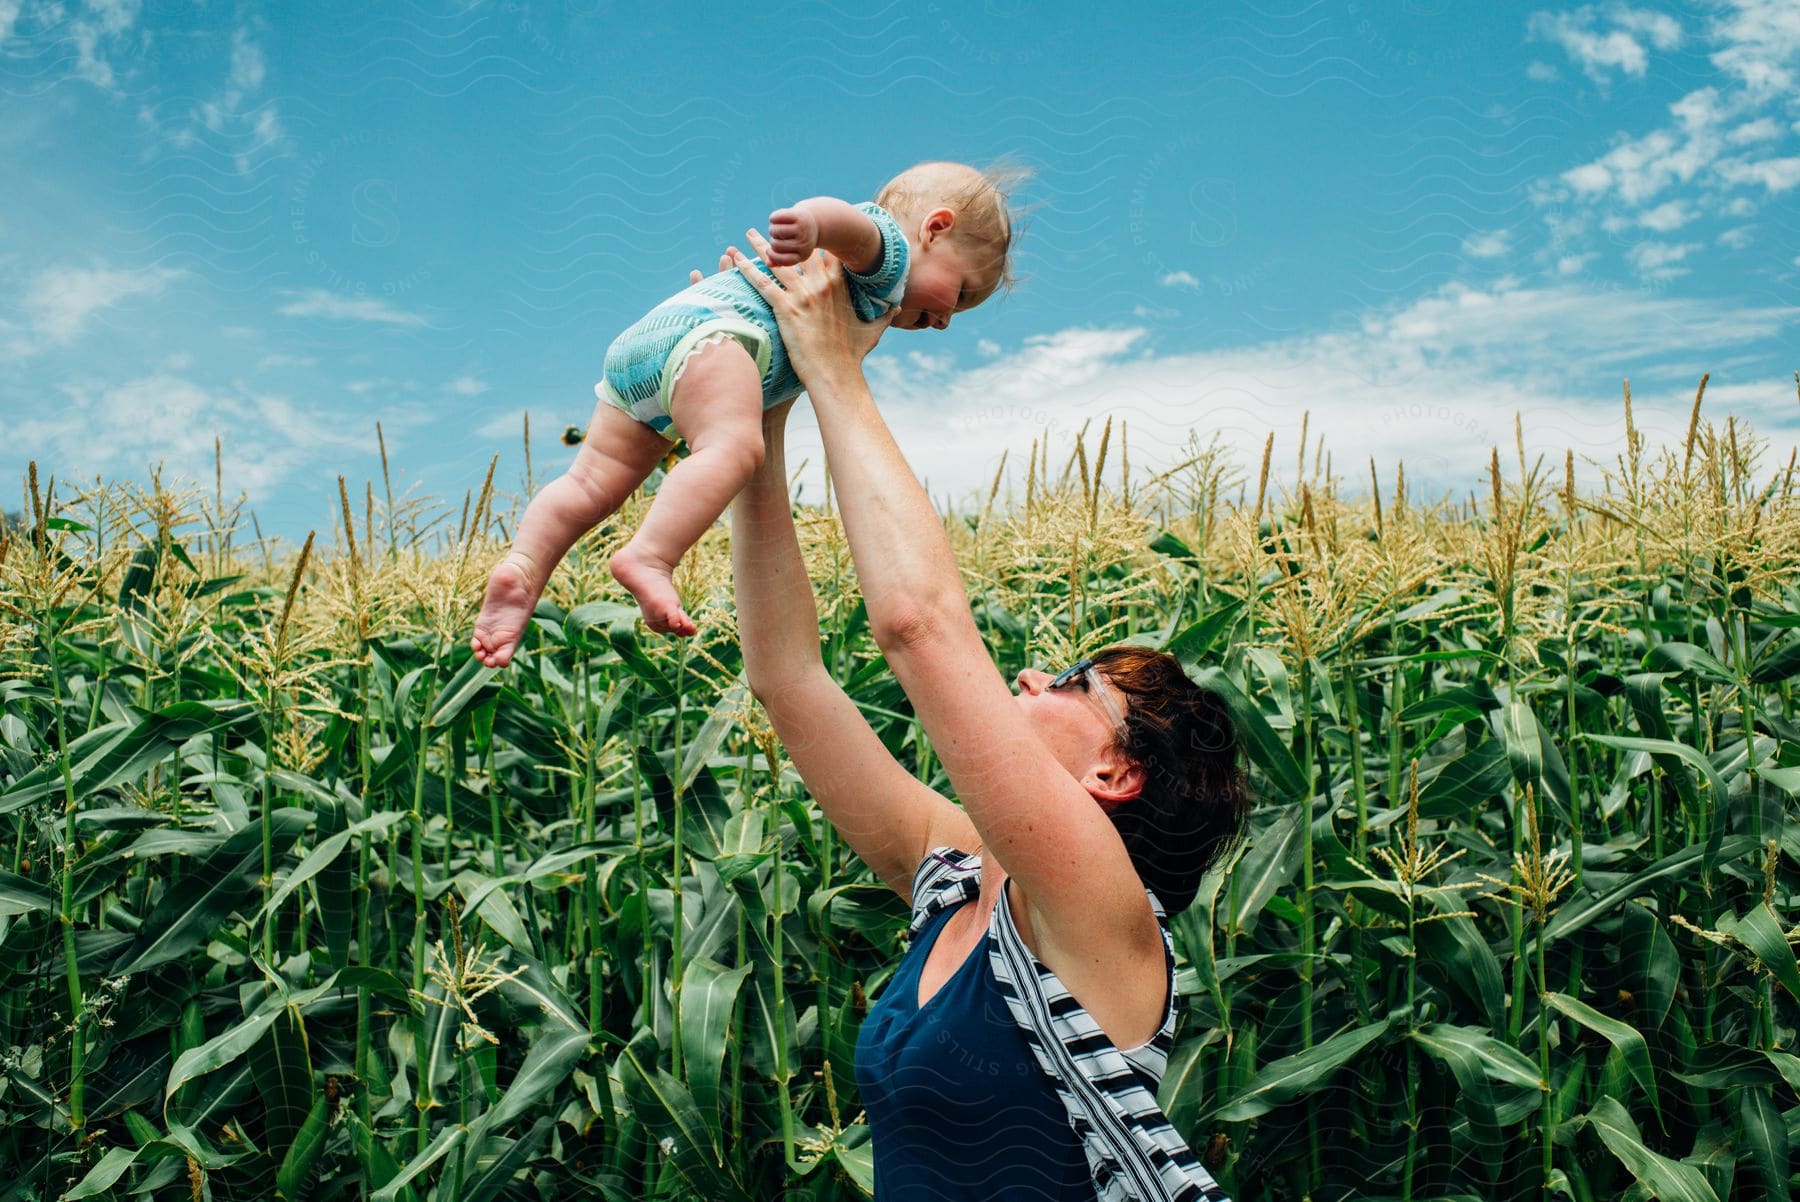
[[1090, 646, 1252, 917]]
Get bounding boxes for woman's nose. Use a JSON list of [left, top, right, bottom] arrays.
[[1016, 668, 1045, 693]]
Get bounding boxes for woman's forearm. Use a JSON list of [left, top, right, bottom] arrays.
[[801, 369, 967, 638], [731, 408, 826, 686]]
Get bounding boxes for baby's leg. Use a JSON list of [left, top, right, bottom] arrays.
[[609, 338, 764, 637], [471, 400, 671, 667]]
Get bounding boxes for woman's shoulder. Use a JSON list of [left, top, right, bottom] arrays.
[[907, 845, 983, 934]]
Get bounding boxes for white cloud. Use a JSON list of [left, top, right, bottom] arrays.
[[795, 282, 1798, 508], [1716, 155, 1800, 191], [1709, 0, 1800, 96], [1626, 240, 1702, 280], [475, 407, 536, 440], [184, 26, 286, 172], [227, 26, 265, 100], [1526, 60, 1560, 82], [1729, 117, 1783, 144], [1557, 253, 1597, 275], [71, 0, 142, 91], [1718, 226, 1755, 249], [1558, 89, 1727, 206], [1462, 231, 1511, 258], [257, 353, 318, 369], [977, 339, 1001, 356], [1528, 6, 1681, 82], [1159, 271, 1199, 289], [8, 263, 183, 355], [1131, 304, 1179, 319], [4, 372, 368, 500], [1535, 5, 1800, 262], [447, 375, 489, 396], [278, 291, 429, 327], [1636, 200, 1695, 231]]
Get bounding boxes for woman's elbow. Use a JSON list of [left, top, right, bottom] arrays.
[[745, 664, 822, 709], [871, 601, 952, 653]]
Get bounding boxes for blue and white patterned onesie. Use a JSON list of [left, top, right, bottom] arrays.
[[598, 201, 910, 442]]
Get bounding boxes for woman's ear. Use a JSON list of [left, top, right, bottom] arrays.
[[1088, 757, 1145, 810]]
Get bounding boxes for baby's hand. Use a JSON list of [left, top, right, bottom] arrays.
[[765, 207, 819, 266]]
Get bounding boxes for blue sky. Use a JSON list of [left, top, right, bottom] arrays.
[[2, 1, 1796, 543]]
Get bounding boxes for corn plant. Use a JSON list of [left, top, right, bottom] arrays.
[[2, 380, 1797, 1202]]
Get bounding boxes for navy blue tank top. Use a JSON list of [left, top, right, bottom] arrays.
[[854, 886, 1095, 1199]]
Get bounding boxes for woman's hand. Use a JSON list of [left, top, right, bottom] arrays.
[[727, 229, 894, 391], [688, 247, 737, 285]]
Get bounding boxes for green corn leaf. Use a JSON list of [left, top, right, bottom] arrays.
[[1409, 1021, 1542, 1178], [1643, 641, 1739, 685], [1417, 892, 1507, 1034], [251, 1005, 315, 1159], [1573, 1095, 1719, 1202], [1622, 901, 1679, 1030], [565, 600, 678, 705], [493, 949, 584, 1032], [616, 1031, 749, 1201], [63, 1146, 143, 1200], [678, 955, 753, 1128], [1418, 738, 1514, 820], [1545, 836, 1755, 944], [1396, 680, 1500, 725], [1223, 803, 1303, 937], [165, 977, 337, 1101], [1718, 901, 1800, 1004], [1749, 637, 1800, 684], [1736, 1086, 1789, 1200], [1191, 666, 1306, 799], [373, 1124, 466, 1202], [452, 1117, 554, 1202], [1498, 696, 1544, 795], [1211, 1014, 1395, 1122], [0, 869, 55, 917], [429, 654, 499, 727], [1165, 596, 1244, 666], [1587, 731, 1728, 811], [456, 871, 534, 954], [113, 807, 313, 976], [262, 828, 350, 920], [1148, 529, 1199, 567], [1543, 992, 1659, 1127], [348, 1110, 420, 1202], [276, 1094, 331, 1201], [1618, 673, 1702, 814]]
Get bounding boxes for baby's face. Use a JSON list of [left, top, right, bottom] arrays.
[[893, 224, 997, 332]]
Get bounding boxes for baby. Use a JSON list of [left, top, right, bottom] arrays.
[[470, 160, 1022, 666]]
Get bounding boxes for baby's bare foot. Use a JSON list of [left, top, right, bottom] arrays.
[[610, 545, 697, 637], [471, 560, 537, 667]]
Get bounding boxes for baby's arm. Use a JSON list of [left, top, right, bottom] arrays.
[[766, 197, 883, 274]]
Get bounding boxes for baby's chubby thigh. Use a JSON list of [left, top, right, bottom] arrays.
[[665, 335, 768, 472]]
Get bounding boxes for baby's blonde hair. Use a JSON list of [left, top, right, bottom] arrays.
[[875, 158, 1033, 303]]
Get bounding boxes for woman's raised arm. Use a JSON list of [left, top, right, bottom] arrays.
[[728, 236, 1163, 963], [729, 385, 975, 902], [730, 400, 823, 687]]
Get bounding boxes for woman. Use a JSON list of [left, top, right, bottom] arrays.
[[688, 232, 1249, 1200]]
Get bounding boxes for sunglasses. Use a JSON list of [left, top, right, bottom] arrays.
[[1045, 658, 1128, 738]]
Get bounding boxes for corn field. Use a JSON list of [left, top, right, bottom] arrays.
[[3, 382, 1799, 1202]]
